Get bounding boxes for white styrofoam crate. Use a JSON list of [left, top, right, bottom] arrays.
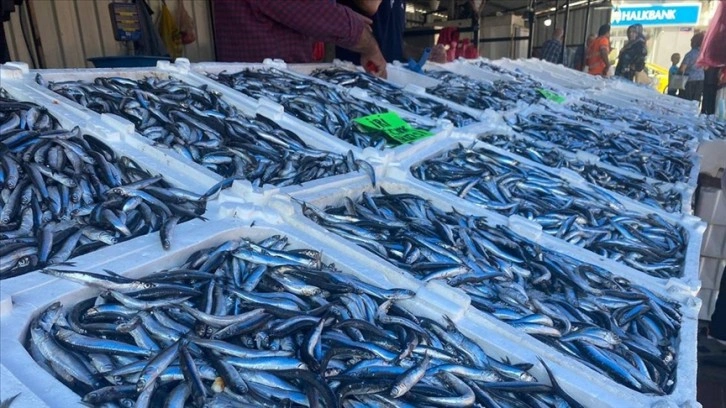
[[0, 216, 616, 407], [1, 61, 394, 198], [699, 257, 726, 291], [391, 137, 704, 293], [191, 60, 458, 155], [0, 78, 219, 196], [191, 60, 458, 164], [696, 139, 726, 179], [384, 63, 532, 112], [701, 224, 726, 259], [698, 288, 719, 320], [596, 87, 700, 119], [494, 58, 607, 90], [283, 175, 701, 407], [438, 59, 519, 83], [503, 105, 701, 188], [696, 186, 726, 226], [285, 62, 490, 128], [442, 59, 573, 98], [454, 125, 696, 215], [543, 99, 701, 155]]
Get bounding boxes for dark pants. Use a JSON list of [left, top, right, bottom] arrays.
[[702, 68, 719, 115], [712, 265, 726, 340], [681, 80, 704, 102]]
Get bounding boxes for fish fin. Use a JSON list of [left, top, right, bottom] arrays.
[[538, 357, 585, 408], [0, 393, 20, 408]]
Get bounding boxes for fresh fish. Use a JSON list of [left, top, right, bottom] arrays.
[[39, 74, 375, 187], [410, 143, 688, 279], [0, 91, 208, 279], [303, 191, 681, 394], [310, 67, 477, 128], [478, 133, 684, 213], [31, 235, 581, 407]]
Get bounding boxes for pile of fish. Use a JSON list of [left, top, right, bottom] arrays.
[[573, 98, 694, 143], [507, 111, 695, 184], [310, 67, 478, 127], [38, 75, 373, 187], [29, 236, 583, 407], [471, 60, 544, 89], [206, 67, 411, 149], [478, 134, 684, 213], [695, 115, 726, 141], [0, 93, 205, 279], [543, 104, 693, 153], [303, 191, 682, 395], [424, 70, 542, 111], [411, 144, 688, 278]]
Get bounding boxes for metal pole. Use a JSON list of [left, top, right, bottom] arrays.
[[581, 0, 592, 68], [561, 0, 570, 65], [552, 0, 559, 29], [527, 8, 535, 58], [472, 14, 481, 53]]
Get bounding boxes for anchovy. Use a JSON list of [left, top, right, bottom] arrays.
[[423, 69, 544, 111], [505, 110, 695, 184], [39, 74, 375, 187], [478, 133, 684, 213], [410, 143, 688, 278], [309, 67, 477, 128], [303, 191, 682, 394], [30, 234, 581, 406], [0, 91, 208, 279]]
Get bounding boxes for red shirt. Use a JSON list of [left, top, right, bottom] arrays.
[[212, 0, 367, 63]]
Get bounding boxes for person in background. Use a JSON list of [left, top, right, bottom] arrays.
[[679, 32, 705, 102], [586, 24, 611, 76], [539, 28, 564, 64], [574, 34, 595, 71], [336, 0, 405, 65], [211, 0, 388, 77], [702, 67, 719, 114], [615, 24, 647, 81], [667, 53, 681, 96]]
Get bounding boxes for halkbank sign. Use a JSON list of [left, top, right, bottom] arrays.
[[611, 3, 701, 27]]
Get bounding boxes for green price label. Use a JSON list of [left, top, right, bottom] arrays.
[[354, 112, 433, 144], [537, 88, 566, 104]]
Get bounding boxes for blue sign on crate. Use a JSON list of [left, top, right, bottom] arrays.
[[611, 3, 701, 27]]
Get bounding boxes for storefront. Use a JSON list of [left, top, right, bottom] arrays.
[[610, 1, 717, 71]]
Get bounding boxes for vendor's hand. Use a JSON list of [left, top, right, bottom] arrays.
[[362, 49, 388, 78], [353, 26, 388, 78]]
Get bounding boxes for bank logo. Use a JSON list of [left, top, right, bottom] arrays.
[[611, 4, 700, 27], [612, 8, 677, 24]]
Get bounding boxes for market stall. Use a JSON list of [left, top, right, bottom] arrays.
[[0, 53, 722, 407]]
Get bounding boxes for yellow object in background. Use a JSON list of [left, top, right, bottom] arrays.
[[159, 2, 183, 59], [646, 62, 669, 94]]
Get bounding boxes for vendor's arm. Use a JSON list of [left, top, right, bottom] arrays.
[[352, 0, 383, 16], [678, 61, 687, 74], [249, 0, 387, 76], [250, 0, 369, 50]]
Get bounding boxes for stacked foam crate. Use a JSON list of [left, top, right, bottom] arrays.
[[698, 185, 726, 320]]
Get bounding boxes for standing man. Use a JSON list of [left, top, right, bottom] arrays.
[[539, 28, 564, 64], [586, 24, 611, 77], [336, 0, 406, 64], [212, 0, 388, 77], [679, 32, 705, 102]]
